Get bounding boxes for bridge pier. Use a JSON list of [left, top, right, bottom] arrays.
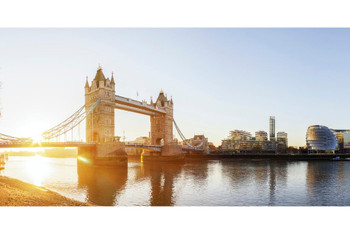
[[142, 144, 184, 162], [78, 142, 127, 167]]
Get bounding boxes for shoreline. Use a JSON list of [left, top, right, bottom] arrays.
[[186, 153, 350, 161], [0, 176, 89, 206]]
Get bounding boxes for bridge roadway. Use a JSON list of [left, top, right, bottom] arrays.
[[0, 141, 96, 148], [115, 95, 166, 116], [0, 141, 203, 152], [0, 142, 166, 152], [125, 143, 162, 152]]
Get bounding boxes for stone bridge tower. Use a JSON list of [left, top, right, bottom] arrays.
[[85, 66, 115, 143], [150, 90, 174, 145]]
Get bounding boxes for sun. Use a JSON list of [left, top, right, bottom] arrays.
[[31, 134, 44, 144]]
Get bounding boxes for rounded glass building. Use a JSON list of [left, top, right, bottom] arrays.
[[306, 125, 338, 153]]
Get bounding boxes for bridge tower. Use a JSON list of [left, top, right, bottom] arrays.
[[85, 66, 115, 143], [150, 90, 173, 145]]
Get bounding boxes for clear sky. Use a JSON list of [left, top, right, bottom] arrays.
[[1, 28, 350, 147]]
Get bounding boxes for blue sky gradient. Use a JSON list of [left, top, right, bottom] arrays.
[[0, 28, 350, 146]]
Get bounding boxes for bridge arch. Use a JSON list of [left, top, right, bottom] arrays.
[[155, 138, 164, 146]]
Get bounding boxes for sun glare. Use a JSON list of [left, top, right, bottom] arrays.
[[25, 154, 51, 186], [31, 135, 43, 144], [77, 156, 90, 164]]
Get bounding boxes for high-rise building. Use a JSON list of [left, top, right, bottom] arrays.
[[269, 116, 275, 141]]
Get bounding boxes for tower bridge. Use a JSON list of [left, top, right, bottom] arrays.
[[0, 66, 208, 165]]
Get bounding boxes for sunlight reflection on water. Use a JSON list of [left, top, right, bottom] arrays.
[[24, 155, 51, 186], [2, 156, 350, 206]]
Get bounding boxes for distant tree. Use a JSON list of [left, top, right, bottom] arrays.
[[287, 146, 299, 154]]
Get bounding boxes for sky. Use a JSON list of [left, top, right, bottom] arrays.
[[1, 28, 350, 147]]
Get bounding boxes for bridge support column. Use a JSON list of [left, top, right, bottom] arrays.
[[142, 144, 184, 162], [78, 142, 127, 166]]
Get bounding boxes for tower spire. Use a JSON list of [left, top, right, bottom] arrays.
[[85, 76, 89, 88], [111, 72, 115, 84]]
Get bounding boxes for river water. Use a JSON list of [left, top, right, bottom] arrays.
[[1, 155, 350, 206]]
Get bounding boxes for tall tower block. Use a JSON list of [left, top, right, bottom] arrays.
[[85, 66, 116, 143], [150, 90, 174, 145], [269, 116, 275, 141]]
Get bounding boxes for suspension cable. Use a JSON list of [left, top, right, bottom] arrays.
[[42, 98, 101, 140], [173, 118, 205, 148]]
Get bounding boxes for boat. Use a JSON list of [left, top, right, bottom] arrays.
[[331, 156, 350, 161]]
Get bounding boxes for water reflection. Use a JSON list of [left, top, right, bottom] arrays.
[[77, 164, 128, 206], [135, 162, 185, 206], [6, 156, 350, 206], [182, 161, 209, 184], [306, 161, 350, 206], [220, 161, 288, 205]]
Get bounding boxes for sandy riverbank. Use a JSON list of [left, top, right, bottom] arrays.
[[0, 176, 88, 206]]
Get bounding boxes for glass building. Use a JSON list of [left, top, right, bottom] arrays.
[[306, 125, 338, 153], [330, 129, 350, 153]]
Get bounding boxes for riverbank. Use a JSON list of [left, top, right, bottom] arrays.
[[0, 176, 88, 206], [186, 153, 350, 161]]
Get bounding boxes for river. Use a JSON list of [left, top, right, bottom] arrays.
[[1, 155, 350, 206]]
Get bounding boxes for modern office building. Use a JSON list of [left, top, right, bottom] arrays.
[[221, 138, 278, 152], [255, 131, 268, 141], [277, 132, 288, 146], [269, 116, 275, 141], [277, 131, 288, 151], [330, 129, 350, 153], [306, 125, 338, 153], [221, 117, 286, 153], [229, 130, 252, 141], [222, 129, 278, 152]]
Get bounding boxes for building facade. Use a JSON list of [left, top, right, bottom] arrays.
[[255, 131, 268, 141], [221, 139, 278, 152], [85, 66, 116, 143], [229, 130, 252, 141], [221, 117, 286, 153], [133, 136, 151, 145], [306, 125, 338, 153], [150, 90, 174, 145], [277, 131, 288, 150], [222, 129, 278, 153], [269, 116, 275, 141], [330, 129, 350, 153]]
